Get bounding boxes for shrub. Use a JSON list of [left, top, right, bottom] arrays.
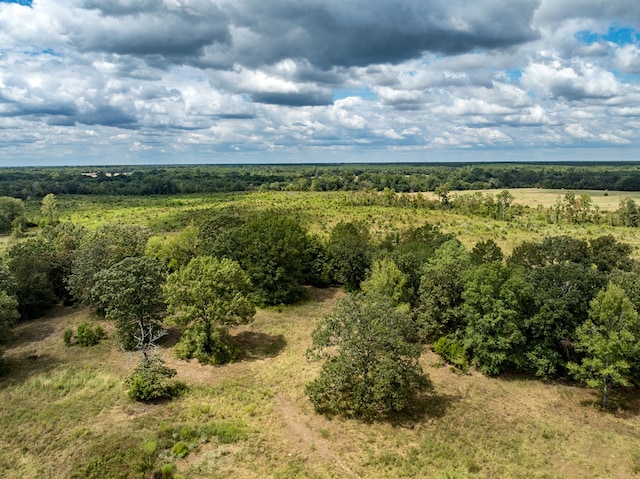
[[76, 321, 104, 347], [171, 441, 189, 458], [63, 328, 73, 347], [433, 337, 468, 370], [63, 322, 104, 347], [125, 359, 186, 402]]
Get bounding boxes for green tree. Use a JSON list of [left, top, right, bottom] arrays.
[[360, 258, 409, 308], [306, 293, 430, 419], [234, 212, 308, 305], [618, 198, 640, 227], [0, 196, 26, 234], [415, 261, 469, 341], [164, 256, 255, 365], [0, 289, 19, 360], [6, 238, 57, 318], [588, 235, 633, 273], [470, 239, 504, 265], [494, 190, 515, 220], [326, 221, 372, 291], [524, 263, 607, 376], [146, 225, 200, 272], [568, 284, 640, 409], [463, 263, 531, 375], [40, 193, 58, 227], [91, 256, 166, 350], [67, 223, 151, 306], [41, 222, 86, 305]]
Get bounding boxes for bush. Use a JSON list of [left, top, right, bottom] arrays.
[[76, 322, 104, 347], [125, 359, 186, 402], [171, 441, 189, 458], [433, 337, 468, 370], [154, 463, 176, 479], [63, 328, 73, 347], [63, 322, 104, 347]]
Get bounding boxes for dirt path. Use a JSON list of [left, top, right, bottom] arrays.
[[275, 393, 362, 479]]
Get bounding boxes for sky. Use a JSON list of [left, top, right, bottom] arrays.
[[1, 0, 640, 166]]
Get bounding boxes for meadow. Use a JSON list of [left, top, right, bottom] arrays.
[[3, 188, 640, 478]]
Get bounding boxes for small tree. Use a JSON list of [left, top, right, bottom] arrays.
[[326, 221, 372, 291], [568, 284, 639, 409], [164, 256, 255, 365], [306, 293, 430, 419], [40, 193, 58, 227], [360, 258, 409, 308], [91, 256, 166, 350], [68, 223, 151, 306]]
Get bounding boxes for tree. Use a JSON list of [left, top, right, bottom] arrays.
[[524, 263, 606, 376], [201, 211, 309, 305], [164, 256, 255, 365], [588, 235, 633, 273], [568, 284, 640, 409], [0, 290, 19, 364], [306, 293, 430, 419], [233, 212, 308, 305], [494, 190, 515, 220], [360, 258, 409, 308], [618, 198, 640, 227], [146, 225, 200, 272], [40, 193, 58, 227], [41, 222, 86, 305], [67, 223, 151, 306], [462, 263, 531, 375], [6, 238, 57, 319], [0, 196, 25, 234], [90, 256, 166, 350], [326, 221, 372, 291], [470, 239, 504, 265]]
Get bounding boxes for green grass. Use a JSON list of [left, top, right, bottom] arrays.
[[44, 189, 640, 252]]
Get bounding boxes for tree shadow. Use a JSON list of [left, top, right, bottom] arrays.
[[5, 322, 56, 350], [233, 331, 287, 361], [384, 392, 461, 427], [158, 326, 182, 348], [0, 352, 62, 384]]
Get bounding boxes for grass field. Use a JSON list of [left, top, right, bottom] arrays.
[[2, 288, 640, 478], [29, 188, 640, 258]]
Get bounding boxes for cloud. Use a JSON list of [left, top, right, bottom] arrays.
[[2, 0, 640, 164]]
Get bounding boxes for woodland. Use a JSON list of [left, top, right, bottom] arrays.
[[2, 162, 640, 478]]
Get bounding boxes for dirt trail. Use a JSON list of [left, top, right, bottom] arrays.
[[275, 393, 362, 479]]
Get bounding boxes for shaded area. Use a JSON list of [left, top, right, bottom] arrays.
[[233, 331, 287, 361], [0, 353, 62, 384]]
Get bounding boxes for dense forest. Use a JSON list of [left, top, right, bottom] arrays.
[[3, 162, 640, 198]]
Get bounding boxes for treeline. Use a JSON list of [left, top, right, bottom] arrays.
[[3, 162, 640, 198], [1, 206, 639, 412]]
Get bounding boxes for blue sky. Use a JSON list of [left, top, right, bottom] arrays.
[[1, 0, 640, 165]]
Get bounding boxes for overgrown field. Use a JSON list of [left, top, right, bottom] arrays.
[[3, 189, 640, 478], [30, 188, 640, 255], [2, 288, 640, 478]]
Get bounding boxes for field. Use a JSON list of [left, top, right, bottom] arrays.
[[29, 188, 640, 256], [3, 188, 640, 478], [3, 288, 640, 478]]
